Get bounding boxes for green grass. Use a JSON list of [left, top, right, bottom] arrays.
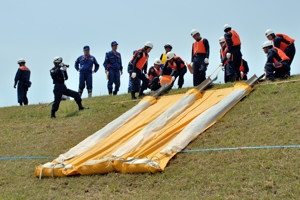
[[0, 76, 299, 200]]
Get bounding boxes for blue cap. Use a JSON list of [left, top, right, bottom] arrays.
[[83, 46, 90, 50], [111, 41, 118, 46]]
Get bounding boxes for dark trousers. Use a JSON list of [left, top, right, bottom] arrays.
[[79, 72, 92, 91], [226, 48, 242, 82], [107, 69, 120, 93], [174, 67, 187, 88], [130, 70, 149, 94], [52, 84, 82, 113], [17, 83, 28, 105], [265, 62, 290, 80], [149, 77, 161, 91], [284, 43, 296, 68], [192, 55, 207, 86]]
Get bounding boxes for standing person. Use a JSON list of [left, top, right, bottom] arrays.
[[262, 41, 290, 82], [160, 44, 173, 66], [265, 29, 296, 68], [219, 36, 230, 83], [162, 52, 187, 88], [75, 46, 99, 98], [51, 57, 88, 119], [129, 42, 153, 99], [239, 59, 249, 80], [190, 29, 210, 86], [127, 50, 141, 93], [222, 24, 242, 82], [14, 59, 31, 106], [103, 41, 123, 95], [148, 58, 162, 91]]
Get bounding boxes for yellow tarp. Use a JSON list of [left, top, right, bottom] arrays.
[[35, 83, 252, 177]]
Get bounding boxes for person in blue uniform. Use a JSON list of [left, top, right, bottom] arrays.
[[103, 41, 123, 95], [75, 46, 99, 97], [51, 57, 88, 118], [14, 59, 31, 106]]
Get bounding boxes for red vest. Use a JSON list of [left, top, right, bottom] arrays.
[[273, 47, 290, 63], [226, 30, 241, 48], [275, 33, 295, 51], [19, 66, 30, 71], [149, 67, 161, 80], [167, 56, 185, 71], [239, 60, 246, 74], [130, 48, 148, 70], [220, 48, 228, 64], [193, 38, 206, 55]]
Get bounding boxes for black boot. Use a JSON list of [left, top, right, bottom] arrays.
[[138, 89, 145, 98], [79, 106, 89, 111], [51, 111, 56, 119], [113, 90, 118, 95], [131, 91, 137, 100], [108, 88, 113, 95]]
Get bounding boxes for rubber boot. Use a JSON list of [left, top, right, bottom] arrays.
[[113, 90, 118, 95], [138, 89, 145, 98], [51, 111, 56, 119], [108, 88, 113, 95], [88, 89, 92, 98], [131, 91, 137, 100], [78, 89, 83, 97]]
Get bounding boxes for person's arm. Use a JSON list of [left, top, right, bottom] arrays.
[[75, 57, 80, 71], [243, 60, 249, 73], [191, 44, 194, 62], [14, 69, 21, 87], [119, 54, 123, 73], [103, 52, 109, 71], [93, 57, 100, 72], [143, 61, 148, 74], [64, 70, 68, 80], [204, 39, 210, 58], [160, 54, 163, 60], [273, 37, 281, 48], [266, 49, 275, 63], [224, 32, 233, 52]]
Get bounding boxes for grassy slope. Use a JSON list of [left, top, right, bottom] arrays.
[[0, 76, 299, 200]]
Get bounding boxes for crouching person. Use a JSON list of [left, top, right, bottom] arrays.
[[50, 57, 88, 118], [262, 41, 290, 82], [148, 58, 162, 91]]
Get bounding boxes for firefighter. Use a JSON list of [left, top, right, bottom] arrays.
[[239, 59, 249, 80], [148, 58, 162, 91], [265, 29, 296, 70], [262, 41, 290, 82], [130, 42, 153, 99], [162, 52, 187, 88], [223, 24, 242, 82], [190, 29, 210, 86], [14, 59, 31, 106]]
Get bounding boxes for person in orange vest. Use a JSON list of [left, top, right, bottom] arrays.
[[162, 52, 187, 88], [239, 59, 249, 80], [160, 44, 173, 66], [262, 41, 290, 82], [265, 29, 296, 69], [14, 59, 31, 106], [148, 58, 162, 91], [219, 36, 230, 83], [130, 41, 153, 99], [222, 24, 242, 82], [190, 29, 209, 86]]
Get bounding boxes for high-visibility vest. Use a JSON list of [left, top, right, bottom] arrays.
[[220, 48, 228, 64], [225, 30, 241, 48], [149, 67, 161, 80], [275, 33, 295, 51], [161, 53, 167, 65], [130, 48, 148, 70], [273, 47, 290, 63], [239, 60, 247, 74], [193, 38, 206, 55], [167, 56, 185, 71], [19, 66, 30, 71]]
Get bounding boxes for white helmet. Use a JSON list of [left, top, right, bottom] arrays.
[[191, 29, 199, 37], [219, 36, 225, 43], [224, 24, 231, 31], [145, 41, 153, 48], [17, 58, 26, 64], [265, 29, 274, 37], [154, 58, 161, 65], [166, 52, 175, 60], [262, 40, 273, 49], [53, 56, 63, 63]]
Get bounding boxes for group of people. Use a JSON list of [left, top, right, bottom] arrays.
[[13, 24, 296, 118]]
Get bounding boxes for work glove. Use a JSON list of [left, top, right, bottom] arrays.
[[145, 74, 149, 79], [220, 63, 225, 71], [226, 53, 231, 59], [172, 76, 175, 81], [204, 58, 209, 64], [240, 71, 244, 76], [159, 76, 162, 80], [131, 72, 136, 79], [190, 62, 194, 67]]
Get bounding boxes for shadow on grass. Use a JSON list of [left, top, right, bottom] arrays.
[[65, 111, 79, 118]]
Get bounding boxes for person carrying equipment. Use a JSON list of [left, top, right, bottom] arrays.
[[265, 29, 296, 68], [162, 52, 187, 88], [14, 59, 31, 106], [75, 46, 99, 97], [148, 58, 162, 91], [239, 59, 249, 80], [190, 29, 210, 86], [103, 41, 123, 95], [129, 42, 153, 99], [160, 43, 173, 65], [262, 41, 290, 82], [51, 57, 88, 119], [221, 24, 242, 82]]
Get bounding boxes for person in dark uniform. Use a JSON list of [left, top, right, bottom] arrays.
[[51, 57, 88, 118], [148, 58, 162, 91], [103, 41, 123, 95], [14, 58, 31, 106], [239, 59, 249, 80], [262, 41, 290, 82], [190, 29, 209, 86], [127, 50, 141, 93]]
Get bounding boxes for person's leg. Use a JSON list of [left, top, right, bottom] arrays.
[[225, 60, 235, 82], [64, 88, 84, 109], [265, 63, 275, 81], [199, 63, 207, 85], [51, 86, 63, 118], [113, 70, 120, 95], [233, 50, 242, 81], [78, 73, 85, 96], [139, 72, 149, 97], [86, 73, 93, 98], [107, 69, 114, 95], [178, 67, 187, 88], [130, 72, 138, 99], [23, 87, 28, 105], [274, 62, 290, 79], [17, 84, 23, 106], [192, 57, 202, 86]]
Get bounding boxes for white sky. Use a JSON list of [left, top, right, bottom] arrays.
[[0, 0, 299, 107]]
